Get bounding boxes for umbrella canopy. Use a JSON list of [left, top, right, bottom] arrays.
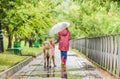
[[49, 22, 70, 36]]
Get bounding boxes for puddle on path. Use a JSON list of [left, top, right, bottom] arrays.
[[9, 56, 102, 79], [11, 67, 84, 79], [10, 64, 102, 79], [28, 67, 83, 79]]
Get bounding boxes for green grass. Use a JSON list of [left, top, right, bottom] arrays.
[[20, 40, 43, 56], [71, 48, 100, 68], [71, 48, 88, 59], [0, 37, 43, 72], [0, 51, 28, 72], [22, 46, 43, 56], [0, 46, 43, 72]]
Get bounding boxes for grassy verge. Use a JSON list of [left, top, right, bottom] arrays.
[[71, 48, 87, 59], [22, 46, 43, 56], [0, 39, 43, 72], [71, 48, 100, 68], [0, 46, 43, 72], [0, 51, 28, 72]]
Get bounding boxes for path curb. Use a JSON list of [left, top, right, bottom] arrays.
[[0, 56, 33, 79]]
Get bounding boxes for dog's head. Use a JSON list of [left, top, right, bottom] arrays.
[[43, 41, 50, 49], [49, 39, 55, 47]]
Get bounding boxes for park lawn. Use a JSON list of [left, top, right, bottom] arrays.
[[0, 45, 43, 72], [22, 46, 43, 56], [0, 46, 43, 72], [0, 37, 43, 72], [20, 40, 43, 56], [0, 52, 28, 72]]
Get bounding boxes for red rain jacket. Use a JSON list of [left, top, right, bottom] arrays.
[[58, 28, 71, 51]]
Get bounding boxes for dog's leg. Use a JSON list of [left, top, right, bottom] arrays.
[[52, 55, 56, 67], [44, 49, 46, 68], [49, 56, 52, 68], [47, 52, 49, 68], [52, 49, 56, 67], [49, 49, 53, 68]]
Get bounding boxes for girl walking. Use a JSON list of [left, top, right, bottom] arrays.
[[58, 28, 71, 67]]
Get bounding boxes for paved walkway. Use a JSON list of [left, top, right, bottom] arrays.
[[9, 46, 116, 79]]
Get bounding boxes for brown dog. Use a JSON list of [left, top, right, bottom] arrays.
[[43, 39, 56, 68]]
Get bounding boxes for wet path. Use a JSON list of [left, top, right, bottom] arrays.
[[9, 46, 113, 79]]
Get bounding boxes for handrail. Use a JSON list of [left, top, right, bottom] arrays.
[[70, 34, 120, 78]]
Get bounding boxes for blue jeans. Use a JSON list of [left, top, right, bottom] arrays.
[[61, 51, 67, 64]]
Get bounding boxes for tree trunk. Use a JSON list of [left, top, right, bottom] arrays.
[[0, 20, 4, 53], [6, 26, 13, 48], [14, 34, 18, 42], [24, 37, 28, 46], [8, 35, 12, 48]]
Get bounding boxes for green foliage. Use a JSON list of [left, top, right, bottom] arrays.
[[1, 0, 120, 42], [0, 36, 43, 71], [70, 0, 120, 37]]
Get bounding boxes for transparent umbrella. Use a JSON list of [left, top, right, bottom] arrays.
[[49, 22, 70, 36]]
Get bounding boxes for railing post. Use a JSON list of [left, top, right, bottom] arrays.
[[118, 34, 120, 78], [85, 37, 87, 56]]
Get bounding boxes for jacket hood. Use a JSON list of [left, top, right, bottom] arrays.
[[59, 29, 68, 36]]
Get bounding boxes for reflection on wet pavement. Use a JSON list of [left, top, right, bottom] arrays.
[[61, 67, 67, 79], [44, 67, 55, 78], [8, 46, 107, 79]]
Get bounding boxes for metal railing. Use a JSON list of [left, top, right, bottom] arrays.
[[70, 34, 120, 78]]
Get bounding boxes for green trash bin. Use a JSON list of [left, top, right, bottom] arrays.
[[14, 41, 21, 48], [34, 42, 39, 48], [13, 41, 21, 54]]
